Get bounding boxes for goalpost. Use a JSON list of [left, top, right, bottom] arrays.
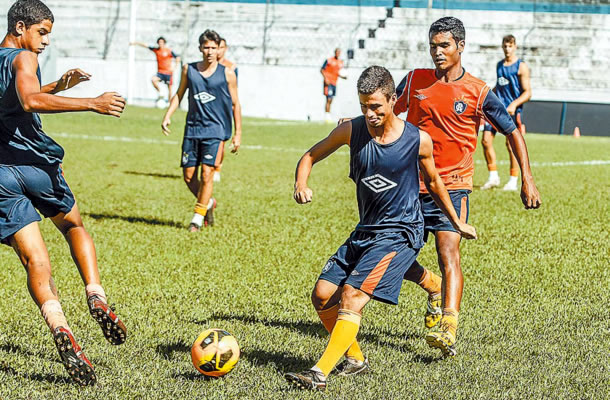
[[127, 0, 137, 104]]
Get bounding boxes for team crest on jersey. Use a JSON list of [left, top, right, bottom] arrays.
[[194, 91, 216, 104], [362, 174, 397, 193], [498, 77, 510, 86], [453, 96, 468, 115]]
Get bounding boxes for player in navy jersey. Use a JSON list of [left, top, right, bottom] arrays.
[[0, 0, 127, 386], [481, 34, 532, 191], [161, 29, 241, 231], [285, 66, 476, 391]]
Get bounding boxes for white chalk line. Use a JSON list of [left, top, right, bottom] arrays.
[[52, 132, 609, 168]]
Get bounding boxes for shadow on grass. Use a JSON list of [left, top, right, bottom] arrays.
[[171, 370, 217, 381], [124, 171, 181, 180], [85, 212, 183, 228], [0, 343, 57, 363], [156, 341, 191, 360], [0, 362, 72, 385], [243, 349, 315, 373]]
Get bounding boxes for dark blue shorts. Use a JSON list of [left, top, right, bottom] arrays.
[[324, 84, 336, 99], [318, 230, 420, 305], [0, 164, 75, 243], [484, 111, 523, 133], [420, 190, 470, 241], [181, 138, 224, 168], [156, 72, 172, 85]]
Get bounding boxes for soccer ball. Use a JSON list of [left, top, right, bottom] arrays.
[[155, 98, 166, 109], [339, 68, 348, 79], [191, 328, 240, 377]]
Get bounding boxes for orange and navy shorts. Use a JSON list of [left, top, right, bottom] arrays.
[[180, 138, 224, 168], [323, 84, 337, 98], [318, 230, 420, 305], [420, 189, 470, 241]]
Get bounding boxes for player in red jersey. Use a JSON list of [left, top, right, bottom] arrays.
[[131, 37, 180, 102], [395, 17, 541, 357], [321, 48, 346, 121]]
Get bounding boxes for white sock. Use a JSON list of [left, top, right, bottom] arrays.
[[86, 283, 107, 303], [191, 213, 204, 227], [507, 175, 518, 184], [41, 300, 70, 333], [489, 171, 499, 180], [310, 365, 326, 379], [207, 198, 214, 209]]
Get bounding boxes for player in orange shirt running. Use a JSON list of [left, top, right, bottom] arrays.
[[130, 37, 180, 102], [395, 17, 541, 357], [321, 48, 346, 121]]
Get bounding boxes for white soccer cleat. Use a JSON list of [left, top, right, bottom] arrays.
[[481, 177, 500, 190], [502, 179, 518, 191]]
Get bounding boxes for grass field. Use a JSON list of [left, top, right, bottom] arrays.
[[0, 106, 608, 399]]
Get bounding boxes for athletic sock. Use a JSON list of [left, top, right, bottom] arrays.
[[314, 309, 362, 377], [440, 308, 459, 339], [85, 283, 107, 304], [509, 169, 519, 179], [317, 304, 365, 362], [417, 268, 442, 296], [207, 198, 215, 209], [191, 202, 207, 227], [489, 170, 499, 180], [41, 300, 71, 334]]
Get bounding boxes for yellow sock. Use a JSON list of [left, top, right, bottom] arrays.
[[441, 308, 459, 339], [314, 309, 361, 377], [317, 304, 365, 362], [418, 268, 442, 296], [194, 202, 207, 216]]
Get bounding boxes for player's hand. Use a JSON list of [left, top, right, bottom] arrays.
[[520, 178, 541, 209], [294, 184, 313, 204], [56, 69, 91, 92], [161, 117, 172, 136], [456, 222, 477, 240], [506, 103, 517, 116], [337, 117, 353, 125], [92, 92, 125, 118], [231, 133, 241, 153]]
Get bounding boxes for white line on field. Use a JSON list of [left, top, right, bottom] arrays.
[[52, 132, 609, 167]]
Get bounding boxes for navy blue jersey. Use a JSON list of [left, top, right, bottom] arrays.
[[0, 48, 64, 166], [349, 116, 424, 248], [495, 59, 523, 112], [185, 62, 233, 141]]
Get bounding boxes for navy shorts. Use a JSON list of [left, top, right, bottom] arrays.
[[156, 72, 172, 85], [181, 138, 224, 168], [318, 230, 420, 305], [484, 112, 523, 133], [324, 84, 336, 99], [420, 190, 470, 241], [0, 164, 75, 243]]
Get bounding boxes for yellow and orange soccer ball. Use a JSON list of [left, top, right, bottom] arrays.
[[191, 328, 240, 377]]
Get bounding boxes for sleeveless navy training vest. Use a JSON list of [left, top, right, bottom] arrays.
[[495, 59, 523, 112]]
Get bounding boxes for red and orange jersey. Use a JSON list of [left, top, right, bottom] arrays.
[[321, 57, 344, 86], [395, 68, 491, 192], [150, 47, 178, 75]]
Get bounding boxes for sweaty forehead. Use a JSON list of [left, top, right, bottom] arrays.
[[429, 31, 454, 44]]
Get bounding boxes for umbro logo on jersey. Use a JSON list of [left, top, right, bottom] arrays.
[[362, 174, 397, 193], [414, 94, 427, 100], [498, 77, 510, 86], [194, 91, 216, 104]]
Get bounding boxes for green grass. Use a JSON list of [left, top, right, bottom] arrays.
[[0, 106, 608, 399]]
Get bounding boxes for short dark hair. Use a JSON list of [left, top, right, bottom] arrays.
[[157, 36, 166, 44], [429, 16, 465, 44], [7, 0, 54, 34], [357, 66, 395, 100], [219, 37, 226, 45], [199, 29, 221, 45], [502, 34, 516, 44]]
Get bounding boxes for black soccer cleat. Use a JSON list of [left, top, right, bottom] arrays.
[[334, 357, 370, 376], [88, 295, 127, 345], [53, 327, 96, 386], [285, 369, 327, 391]]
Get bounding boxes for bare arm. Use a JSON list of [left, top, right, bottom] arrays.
[[130, 41, 150, 49], [506, 130, 541, 209], [161, 64, 189, 135], [506, 62, 532, 115], [418, 130, 477, 239], [14, 52, 124, 117], [294, 121, 351, 204], [226, 68, 241, 153]]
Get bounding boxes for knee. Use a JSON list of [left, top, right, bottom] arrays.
[[311, 285, 332, 311], [481, 136, 492, 148], [201, 167, 214, 183], [24, 254, 51, 274]]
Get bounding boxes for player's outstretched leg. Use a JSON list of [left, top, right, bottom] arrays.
[[311, 280, 369, 376], [404, 261, 443, 329], [425, 232, 462, 357], [10, 222, 96, 385], [481, 130, 500, 190], [51, 205, 127, 345]]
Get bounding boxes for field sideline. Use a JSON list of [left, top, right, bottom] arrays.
[[0, 107, 608, 399]]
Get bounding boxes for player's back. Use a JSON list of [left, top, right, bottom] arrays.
[[395, 68, 489, 192], [349, 116, 423, 248], [495, 59, 522, 110], [0, 47, 63, 166], [185, 62, 233, 141]]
